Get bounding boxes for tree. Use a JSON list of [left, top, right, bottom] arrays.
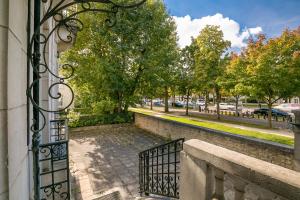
[[61, 0, 179, 114], [244, 28, 300, 127], [194, 25, 231, 119], [223, 53, 248, 115], [179, 39, 197, 115]]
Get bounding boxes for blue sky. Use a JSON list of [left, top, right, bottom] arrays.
[[164, 0, 300, 49]]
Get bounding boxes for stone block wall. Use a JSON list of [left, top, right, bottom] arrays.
[[180, 140, 300, 200], [0, 0, 31, 199], [134, 113, 295, 170]]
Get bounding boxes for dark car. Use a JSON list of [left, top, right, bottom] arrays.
[[253, 108, 289, 117], [172, 102, 184, 107]]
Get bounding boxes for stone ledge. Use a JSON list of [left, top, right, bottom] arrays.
[[183, 139, 300, 199]]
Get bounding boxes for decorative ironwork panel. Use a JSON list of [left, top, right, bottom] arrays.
[[39, 141, 70, 200], [27, 0, 146, 199], [139, 138, 184, 199], [50, 119, 68, 142]]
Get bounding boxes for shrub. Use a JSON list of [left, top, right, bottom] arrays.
[[68, 112, 134, 128]]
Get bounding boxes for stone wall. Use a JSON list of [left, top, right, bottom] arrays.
[[180, 140, 300, 200], [134, 113, 295, 170], [0, 0, 30, 199]]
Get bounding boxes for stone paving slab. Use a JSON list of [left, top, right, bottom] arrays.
[[69, 124, 167, 200]]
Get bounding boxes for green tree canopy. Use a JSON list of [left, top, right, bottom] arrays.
[[61, 0, 179, 114], [194, 25, 231, 119], [244, 28, 300, 127]]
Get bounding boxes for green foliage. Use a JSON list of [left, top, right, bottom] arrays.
[[194, 25, 231, 118], [61, 0, 179, 114], [92, 100, 115, 115], [241, 29, 300, 127], [68, 112, 134, 128]]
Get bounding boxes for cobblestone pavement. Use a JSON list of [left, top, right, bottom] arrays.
[[69, 124, 167, 200]]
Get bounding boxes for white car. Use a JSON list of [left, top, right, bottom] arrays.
[[274, 103, 300, 113], [216, 103, 235, 110], [196, 100, 205, 106]]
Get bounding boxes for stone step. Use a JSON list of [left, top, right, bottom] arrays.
[[134, 196, 172, 200], [92, 191, 121, 200]]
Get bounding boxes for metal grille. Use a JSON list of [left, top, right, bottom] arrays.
[[139, 138, 184, 199], [50, 119, 68, 142], [39, 141, 70, 200]]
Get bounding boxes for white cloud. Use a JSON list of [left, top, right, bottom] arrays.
[[173, 13, 263, 49]]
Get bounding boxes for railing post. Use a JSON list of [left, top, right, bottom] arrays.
[[292, 110, 300, 171], [145, 151, 150, 196], [139, 153, 144, 195]]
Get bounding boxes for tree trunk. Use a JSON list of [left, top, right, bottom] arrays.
[[213, 93, 216, 105], [186, 89, 190, 116], [235, 96, 239, 116], [173, 94, 176, 107], [216, 87, 221, 120], [124, 104, 129, 113], [267, 102, 273, 128], [164, 86, 169, 113], [258, 100, 262, 109], [150, 98, 153, 110], [117, 92, 122, 113], [205, 91, 209, 112]]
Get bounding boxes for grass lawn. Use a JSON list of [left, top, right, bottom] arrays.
[[130, 108, 294, 146], [187, 113, 275, 130]]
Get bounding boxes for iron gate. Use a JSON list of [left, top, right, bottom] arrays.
[[27, 0, 146, 199], [139, 138, 185, 199]]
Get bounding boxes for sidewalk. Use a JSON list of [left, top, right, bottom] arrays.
[[135, 107, 294, 138]]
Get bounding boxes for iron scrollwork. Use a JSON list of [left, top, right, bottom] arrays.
[[28, 0, 147, 133], [27, 0, 146, 199], [139, 138, 185, 199]]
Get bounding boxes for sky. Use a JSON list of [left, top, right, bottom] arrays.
[[164, 0, 300, 49]]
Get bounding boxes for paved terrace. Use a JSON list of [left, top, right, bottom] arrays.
[[69, 124, 167, 200]]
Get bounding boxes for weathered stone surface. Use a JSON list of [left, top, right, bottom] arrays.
[[70, 124, 167, 200], [134, 113, 294, 170], [180, 139, 300, 200]]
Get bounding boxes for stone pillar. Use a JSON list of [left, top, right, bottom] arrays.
[[232, 177, 247, 200], [292, 110, 300, 171], [212, 168, 224, 200], [179, 151, 212, 200]]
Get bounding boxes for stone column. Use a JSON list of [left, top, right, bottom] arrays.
[[179, 151, 212, 200], [292, 110, 300, 171], [232, 177, 247, 200], [212, 168, 225, 200]]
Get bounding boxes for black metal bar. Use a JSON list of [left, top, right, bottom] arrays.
[[32, 0, 41, 199], [139, 138, 184, 154], [139, 138, 184, 199], [167, 144, 170, 196], [39, 141, 70, 200], [174, 140, 177, 197]]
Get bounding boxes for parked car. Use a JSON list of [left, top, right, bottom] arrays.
[[196, 100, 205, 106], [253, 108, 289, 117], [172, 101, 184, 107], [274, 103, 300, 113], [183, 101, 194, 108], [215, 103, 235, 110], [153, 99, 163, 107]]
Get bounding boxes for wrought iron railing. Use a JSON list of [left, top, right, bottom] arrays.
[[50, 119, 68, 142], [139, 138, 185, 199], [39, 140, 70, 200]]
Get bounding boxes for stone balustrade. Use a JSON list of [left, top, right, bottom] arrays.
[[180, 139, 300, 200]]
